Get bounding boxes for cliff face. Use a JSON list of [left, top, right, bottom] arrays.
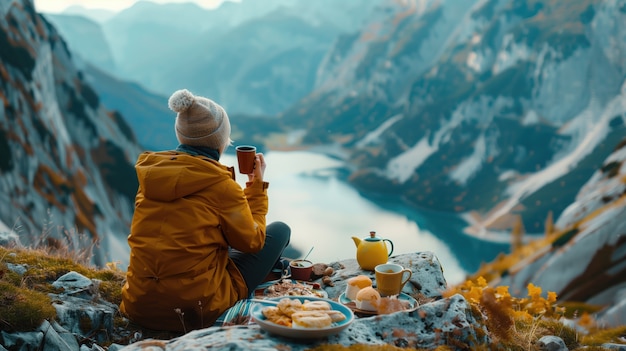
[[283, 0, 626, 234], [0, 0, 141, 265], [472, 137, 626, 327]]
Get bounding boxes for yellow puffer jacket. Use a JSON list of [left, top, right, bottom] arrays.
[[120, 151, 268, 331]]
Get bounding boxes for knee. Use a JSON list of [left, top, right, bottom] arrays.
[[267, 221, 291, 244]]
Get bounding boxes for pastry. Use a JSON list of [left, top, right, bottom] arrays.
[[345, 275, 372, 300], [301, 300, 331, 311], [261, 297, 346, 328], [355, 286, 380, 312], [261, 306, 292, 327], [291, 310, 332, 329], [277, 298, 302, 317]]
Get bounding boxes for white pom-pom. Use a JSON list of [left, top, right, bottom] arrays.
[[168, 89, 195, 113]]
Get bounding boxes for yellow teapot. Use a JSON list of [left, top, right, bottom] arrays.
[[351, 231, 394, 271]]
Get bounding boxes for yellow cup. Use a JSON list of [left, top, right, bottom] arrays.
[[374, 263, 412, 297]]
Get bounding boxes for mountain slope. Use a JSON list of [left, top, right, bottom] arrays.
[[81, 64, 177, 150], [44, 13, 116, 73], [471, 137, 626, 327], [0, 0, 142, 266], [281, 0, 626, 235]]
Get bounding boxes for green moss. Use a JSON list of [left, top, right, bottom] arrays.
[[0, 247, 125, 334], [1, 247, 124, 287], [93, 270, 120, 281], [0, 281, 56, 332], [581, 325, 626, 346], [559, 301, 605, 318], [99, 280, 124, 306]]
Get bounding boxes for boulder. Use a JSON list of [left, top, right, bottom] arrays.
[[118, 252, 488, 350], [120, 294, 485, 351], [0, 320, 79, 351], [50, 272, 118, 344]]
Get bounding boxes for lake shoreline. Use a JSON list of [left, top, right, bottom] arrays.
[[292, 145, 512, 275]]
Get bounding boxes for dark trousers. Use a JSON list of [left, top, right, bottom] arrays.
[[229, 221, 291, 295]]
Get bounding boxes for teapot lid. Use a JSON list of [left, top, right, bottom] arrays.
[[364, 231, 381, 242]]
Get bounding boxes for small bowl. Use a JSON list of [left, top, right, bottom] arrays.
[[289, 260, 313, 281]]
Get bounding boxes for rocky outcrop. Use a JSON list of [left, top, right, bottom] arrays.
[[119, 252, 487, 351], [0, 269, 117, 351], [119, 294, 480, 351], [0, 252, 491, 351]]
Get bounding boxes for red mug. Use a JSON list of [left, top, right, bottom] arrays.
[[236, 145, 256, 174]]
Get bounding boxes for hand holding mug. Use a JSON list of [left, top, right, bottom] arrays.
[[248, 153, 266, 183]]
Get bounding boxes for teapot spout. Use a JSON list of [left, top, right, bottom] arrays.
[[351, 236, 362, 248]]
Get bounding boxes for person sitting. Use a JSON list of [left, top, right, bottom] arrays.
[[120, 89, 291, 332]]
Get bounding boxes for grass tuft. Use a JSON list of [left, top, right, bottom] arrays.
[[0, 280, 56, 332]]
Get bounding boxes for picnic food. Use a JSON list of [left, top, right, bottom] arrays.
[[261, 306, 292, 326], [292, 311, 332, 328], [345, 275, 373, 300], [277, 298, 303, 316], [355, 286, 381, 312], [264, 279, 326, 298], [261, 298, 346, 328], [301, 300, 332, 311]]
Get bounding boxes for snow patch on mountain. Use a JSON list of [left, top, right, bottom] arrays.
[[521, 110, 540, 126], [450, 133, 486, 185], [466, 50, 487, 72], [356, 113, 404, 147], [477, 84, 626, 231], [384, 94, 513, 184], [386, 136, 436, 183], [493, 34, 530, 74]]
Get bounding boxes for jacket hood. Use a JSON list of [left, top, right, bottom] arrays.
[[135, 151, 234, 202]]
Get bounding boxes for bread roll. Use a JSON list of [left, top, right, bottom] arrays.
[[355, 286, 380, 312], [345, 275, 373, 300]]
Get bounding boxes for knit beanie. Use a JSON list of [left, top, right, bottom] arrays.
[[169, 89, 231, 151]]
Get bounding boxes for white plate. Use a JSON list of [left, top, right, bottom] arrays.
[[338, 292, 419, 315], [251, 296, 354, 339]]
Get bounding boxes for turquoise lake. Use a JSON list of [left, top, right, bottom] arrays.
[[222, 150, 510, 285]]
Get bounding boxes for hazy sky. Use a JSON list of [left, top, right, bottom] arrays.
[[33, 0, 233, 14]]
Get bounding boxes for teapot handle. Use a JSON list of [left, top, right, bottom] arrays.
[[384, 239, 394, 257]]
